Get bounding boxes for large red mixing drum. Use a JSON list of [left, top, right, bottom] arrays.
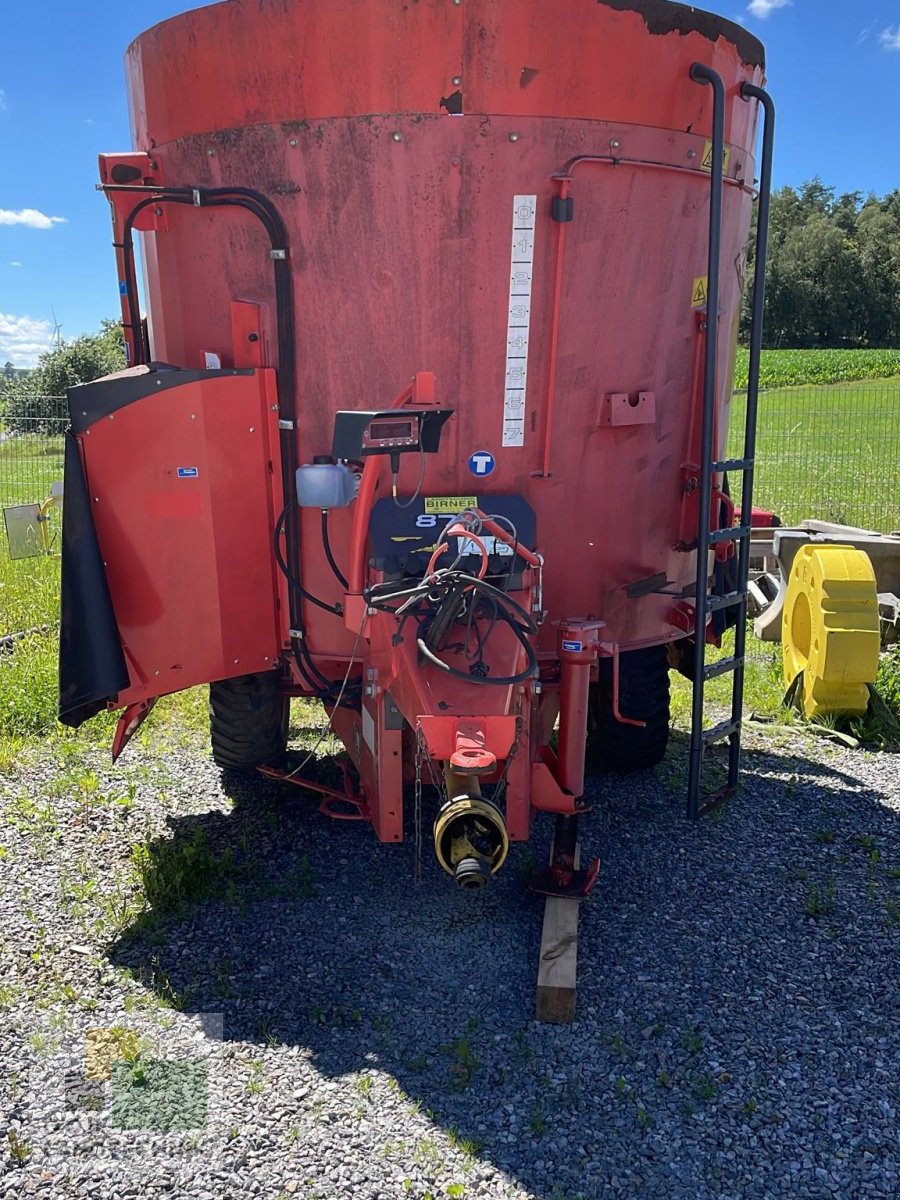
[[60, 0, 773, 932]]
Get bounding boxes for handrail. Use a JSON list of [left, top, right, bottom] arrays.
[[687, 61, 727, 820], [728, 83, 776, 785]]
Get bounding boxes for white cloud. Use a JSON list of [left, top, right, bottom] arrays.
[[0, 313, 54, 369], [880, 27, 900, 51], [9, 261, 22, 268], [0, 208, 67, 230], [747, 0, 791, 17]]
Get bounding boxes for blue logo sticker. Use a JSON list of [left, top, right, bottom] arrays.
[[177, 467, 199, 479], [561, 639, 584, 653], [468, 450, 495, 477], [119, 280, 128, 295]]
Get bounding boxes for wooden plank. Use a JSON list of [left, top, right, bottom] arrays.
[[535, 843, 580, 1024]]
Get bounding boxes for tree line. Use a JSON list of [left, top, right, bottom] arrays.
[[743, 178, 900, 348]]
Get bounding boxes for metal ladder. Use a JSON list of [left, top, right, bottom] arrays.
[[686, 66, 775, 820]]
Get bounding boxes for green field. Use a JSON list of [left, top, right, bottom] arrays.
[[733, 347, 900, 390]]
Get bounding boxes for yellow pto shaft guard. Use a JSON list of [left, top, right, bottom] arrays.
[[782, 544, 880, 718]]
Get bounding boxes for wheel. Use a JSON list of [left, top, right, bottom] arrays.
[[587, 644, 670, 773], [209, 671, 289, 770]]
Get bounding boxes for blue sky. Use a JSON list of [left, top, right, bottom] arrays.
[[1, 0, 899, 366]]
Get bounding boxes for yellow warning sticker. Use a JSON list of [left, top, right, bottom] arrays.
[[691, 276, 709, 308], [423, 495, 477, 514], [700, 141, 732, 174]]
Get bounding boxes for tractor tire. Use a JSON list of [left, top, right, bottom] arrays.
[[588, 644, 670, 773], [209, 671, 289, 771]]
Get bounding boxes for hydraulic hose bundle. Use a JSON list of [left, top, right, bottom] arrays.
[[365, 509, 539, 686]]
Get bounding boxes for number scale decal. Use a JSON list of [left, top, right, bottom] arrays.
[[503, 195, 537, 448]]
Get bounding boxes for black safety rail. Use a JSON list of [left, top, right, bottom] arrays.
[[686, 66, 775, 820]]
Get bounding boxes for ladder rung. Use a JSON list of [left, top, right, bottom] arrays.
[[701, 718, 741, 745], [707, 590, 747, 613], [698, 784, 737, 816], [711, 458, 754, 472], [703, 655, 743, 681], [708, 524, 751, 545]]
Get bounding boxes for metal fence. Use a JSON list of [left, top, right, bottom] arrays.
[[1, 397, 67, 557], [1, 383, 899, 556], [727, 381, 900, 533]]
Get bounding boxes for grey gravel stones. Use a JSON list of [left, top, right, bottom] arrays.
[[1, 727, 898, 1198]]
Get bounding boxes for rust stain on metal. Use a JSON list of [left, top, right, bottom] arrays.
[[598, 0, 765, 67]]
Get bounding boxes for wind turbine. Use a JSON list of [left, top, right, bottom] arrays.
[[50, 307, 63, 350]]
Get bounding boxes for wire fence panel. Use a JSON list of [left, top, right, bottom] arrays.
[[728, 381, 900, 533], [1, 398, 67, 559], [2, 383, 899, 559]]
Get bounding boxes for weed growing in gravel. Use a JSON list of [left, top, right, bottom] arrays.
[[681, 1023, 704, 1055], [5, 791, 58, 838], [412, 1135, 442, 1172], [691, 1073, 718, 1102], [246, 1059, 268, 1095], [6, 1129, 30, 1166], [128, 826, 251, 921], [803, 878, 836, 918], [444, 1127, 482, 1158], [28, 1029, 55, 1057], [267, 853, 317, 900], [528, 1104, 547, 1135], [447, 1036, 479, 1089], [355, 1071, 374, 1098]]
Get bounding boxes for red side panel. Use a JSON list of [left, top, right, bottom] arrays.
[[78, 370, 284, 707]]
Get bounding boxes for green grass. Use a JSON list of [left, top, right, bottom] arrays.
[[0, 433, 65, 513], [727, 378, 900, 530], [733, 348, 900, 390]]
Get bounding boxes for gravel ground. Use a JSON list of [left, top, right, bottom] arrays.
[[1, 726, 898, 1200]]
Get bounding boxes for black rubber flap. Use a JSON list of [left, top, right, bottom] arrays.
[[58, 431, 130, 727]]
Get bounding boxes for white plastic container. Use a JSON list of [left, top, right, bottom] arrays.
[[295, 462, 357, 508]]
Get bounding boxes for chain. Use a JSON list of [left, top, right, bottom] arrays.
[[414, 723, 424, 884], [414, 723, 450, 883], [492, 713, 524, 809]]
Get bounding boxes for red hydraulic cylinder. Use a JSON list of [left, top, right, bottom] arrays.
[[555, 620, 605, 798]]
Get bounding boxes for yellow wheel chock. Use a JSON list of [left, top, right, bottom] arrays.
[[782, 545, 880, 718]]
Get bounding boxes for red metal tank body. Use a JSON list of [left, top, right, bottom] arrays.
[[124, 0, 763, 655]]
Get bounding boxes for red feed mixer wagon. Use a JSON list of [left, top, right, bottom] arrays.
[[59, 0, 773, 990]]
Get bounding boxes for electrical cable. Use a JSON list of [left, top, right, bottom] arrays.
[[109, 182, 358, 705], [282, 611, 367, 780], [392, 441, 427, 510], [417, 615, 537, 686], [273, 504, 342, 615], [321, 509, 348, 589]]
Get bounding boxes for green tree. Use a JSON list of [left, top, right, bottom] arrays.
[[742, 177, 900, 348], [0, 320, 125, 430]]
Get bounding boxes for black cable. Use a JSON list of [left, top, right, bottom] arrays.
[[110, 183, 358, 704], [321, 509, 348, 589], [416, 610, 538, 686], [273, 505, 342, 616]]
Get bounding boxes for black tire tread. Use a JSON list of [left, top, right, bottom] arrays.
[[589, 644, 670, 773], [209, 671, 288, 770]]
